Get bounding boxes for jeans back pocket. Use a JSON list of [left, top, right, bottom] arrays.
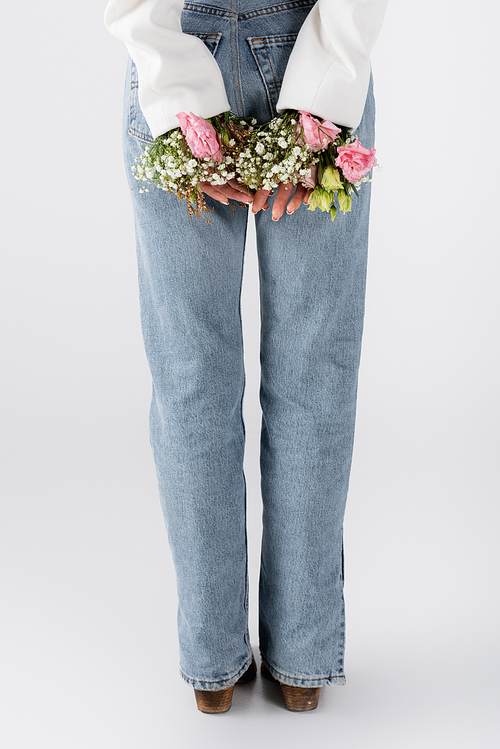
[[185, 31, 222, 56], [127, 32, 223, 143], [127, 59, 153, 144], [247, 34, 298, 117]]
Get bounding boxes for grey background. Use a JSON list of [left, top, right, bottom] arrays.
[[1, 1, 499, 746]]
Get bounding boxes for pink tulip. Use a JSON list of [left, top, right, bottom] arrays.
[[175, 111, 222, 162], [335, 141, 377, 182]]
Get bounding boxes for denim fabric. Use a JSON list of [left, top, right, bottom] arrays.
[[122, 0, 375, 690]]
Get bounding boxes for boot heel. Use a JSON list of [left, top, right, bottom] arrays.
[[280, 683, 321, 712], [261, 661, 321, 711], [194, 657, 256, 713], [194, 686, 234, 713]]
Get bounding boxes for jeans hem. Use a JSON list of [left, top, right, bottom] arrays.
[[180, 652, 254, 691], [260, 655, 346, 687]]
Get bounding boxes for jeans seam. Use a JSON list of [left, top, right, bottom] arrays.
[[183, 0, 315, 21], [183, 3, 234, 19], [239, 213, 250, 651], [180, 654, 254, 688], [262, 44, 278, 98], [247, 34, 298, 45], [341, 538, 345, 585], [128, 60, 153, 143], [261, 656, 346, 684], [185, 30, 222, 52], [128, 125, 153, 143], [229, 0, 245, 115], [239, 0, 316, 21]]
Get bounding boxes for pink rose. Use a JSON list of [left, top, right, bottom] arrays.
[[335, 141, 377, 182], [175, 111, 222, 162], [298, 111, 341, 152]]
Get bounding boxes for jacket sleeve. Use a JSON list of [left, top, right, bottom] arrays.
[[277, 0, 387, 129], [104, 0, 230, 138]]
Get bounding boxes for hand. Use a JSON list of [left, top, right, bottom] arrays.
[[252, 182, 312, 220], [200, 178, 253, 206]]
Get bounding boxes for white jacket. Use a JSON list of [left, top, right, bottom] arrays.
[[104, 0, 387, 139]]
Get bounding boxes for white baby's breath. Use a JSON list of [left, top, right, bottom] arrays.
[[132, 109, 371, 222]]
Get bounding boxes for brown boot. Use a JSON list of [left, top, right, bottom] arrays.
[[194, 656, 257, 713], [194, 686, 234, 714], [261, 661, 321, 712]]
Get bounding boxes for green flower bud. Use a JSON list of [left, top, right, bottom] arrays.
[[321, 166, 343, 192], [330, 204, 337, 222], [337, 190, 352, 214], [308, 186, 332, 213]]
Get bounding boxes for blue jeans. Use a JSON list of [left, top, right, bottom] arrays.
[[122, 0, 375, 690]]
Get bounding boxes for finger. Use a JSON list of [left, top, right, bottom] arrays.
[[201, 181, 253, 204], [272, 182, 294, 221], [286, 184, 312, 214], [252, 188, 271, 214], [200, 182, 228, 204], [227, 179, 253, 198], [216, 183, 253, 203]]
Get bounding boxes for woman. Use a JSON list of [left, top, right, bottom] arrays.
[[105, 0, 386, 713]]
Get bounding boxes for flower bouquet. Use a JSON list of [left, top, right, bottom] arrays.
[[131, 111, 254, 219], [131, 109, 377, 222]]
